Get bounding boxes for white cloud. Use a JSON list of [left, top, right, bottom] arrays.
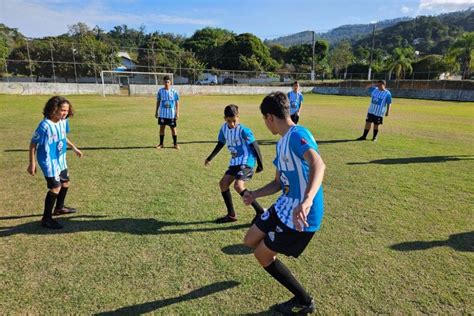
[[0, 0, 216, 38], [401, 5, 414, 14], [419, 0, 474, 12]]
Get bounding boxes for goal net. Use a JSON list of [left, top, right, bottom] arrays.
[[100, 70, 174, 96]]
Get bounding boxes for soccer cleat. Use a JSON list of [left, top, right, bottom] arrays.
[[215, 214, 237, 224], [372, 137, 378, 142], [155, 144, 164, 149], [41, 218, 63, 229], [274, 297, 315, 315], [356, 136, 366, 141], [173, 144, 181, 150], [53, 206, 77, 216]]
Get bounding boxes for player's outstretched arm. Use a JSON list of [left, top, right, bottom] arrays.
[[293, 148, 325, 231], [243, 170, 280, 205], [251, 141, 263, 173], [66, 138, 83, 158], [27, 142, 37, 175], [204, 141, 225, 166]]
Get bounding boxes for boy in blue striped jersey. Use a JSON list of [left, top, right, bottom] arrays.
[[243, 92, 325, 314], [356, 80, 392, 141], [205, 104, 265, 223], [155, 75, 180, 149], [27, 96, 83, 229], [287, 81, 304, 124]]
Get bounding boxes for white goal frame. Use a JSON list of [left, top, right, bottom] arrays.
[[100, 70, 174, 96]]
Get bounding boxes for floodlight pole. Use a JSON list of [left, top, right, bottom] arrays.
[[368, 23, 376, 81], [311, 31, 315, 81]]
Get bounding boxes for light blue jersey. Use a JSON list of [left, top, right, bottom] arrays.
[[368, 87, 392, 117], [287, 91, 304, 115], [31, 118, 69, 178], [218, 123, 257, 168], [273, 125, 324, 232], [157, 87, 179, 119]]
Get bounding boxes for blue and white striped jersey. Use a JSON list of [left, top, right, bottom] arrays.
[[273, 125, 324, 232], [31, 118, 69, 177], [367, 87, 392, 117], [218, 123, 257, 168], [157, 87, 179, 119], [287, 91, 304, 115]]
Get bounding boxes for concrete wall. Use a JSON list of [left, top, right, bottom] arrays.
[[0, 82, 119, 95], [312, 86, 474, 102], [129, 84, 314, 96]]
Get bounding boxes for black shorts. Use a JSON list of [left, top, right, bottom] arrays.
[[158, 117, 177, 127], [45, 169, 69, 189], [290, 114, 300, 124], [366, 113, 383, 125], [255, 206, 315, 258], [225, 165, 254, 181]]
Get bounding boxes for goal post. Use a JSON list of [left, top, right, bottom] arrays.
[[100, 70, 174, 96]]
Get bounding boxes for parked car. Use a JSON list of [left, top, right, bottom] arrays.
[[222, 77, 238, 84], [196, 73, 218, 85]]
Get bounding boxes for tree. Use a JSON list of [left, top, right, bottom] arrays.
[[387, 47, 415, 79], [446, 32, 474, 79], [269, 44, 287, 67], [329, 41, 353, 79], [412, 55, 450, 79], [183, 27, 235, 68], [218, 33, 278, 71]]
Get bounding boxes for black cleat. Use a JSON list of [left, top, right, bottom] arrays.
[[41, 218, 63, 229], [274, 297, 315, 315], [215, 214, 237, 224], [356, 136, 366, 141]]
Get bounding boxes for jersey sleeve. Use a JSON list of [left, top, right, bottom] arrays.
[[241, 127, 256, 145], [300, 94, 304, 103], [218, 128, 226, 143], [386, 92, 392, 105], [31, 122, 47, 145], [65, 119, 70, 134], [289, 128, 318, 160], [174, 90, 180, 101], [156, 89, 161, 101]]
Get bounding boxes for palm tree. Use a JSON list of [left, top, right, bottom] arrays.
[[447, 32, 474, 80], [388, 47, 414, 80]]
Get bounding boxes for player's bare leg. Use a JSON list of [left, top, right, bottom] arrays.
[[244, 224, 266, 249]]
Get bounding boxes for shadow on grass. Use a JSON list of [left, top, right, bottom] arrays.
[[221, 243, 253, 255], [348, 155, 474, 165], [95, 280, 240, 315], [0, 214, 42, 220], [390, 231, 473, 252], [0, 215, 250, 237]]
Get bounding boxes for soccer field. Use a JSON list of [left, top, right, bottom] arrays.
[[0, 93, 473, 314]]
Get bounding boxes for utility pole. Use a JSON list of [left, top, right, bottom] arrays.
[[368, 23, 376, 81], [311, 30, 315, 81]]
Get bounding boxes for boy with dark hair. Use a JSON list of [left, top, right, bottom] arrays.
[[287, 81, 304, 124], [27, 96, 83, 229], [356, 80, 392, 142], [155, 75, 180, 149], [243, 92, 325, 314], [205, 104, 265, 223]]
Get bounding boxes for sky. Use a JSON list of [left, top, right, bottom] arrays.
[[0, 0, 473, 39]]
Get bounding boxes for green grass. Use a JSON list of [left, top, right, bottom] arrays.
[[0, 93, 473, 314]]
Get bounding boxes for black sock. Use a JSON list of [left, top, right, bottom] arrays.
[[55, 187, 68, 210], [221, 190, 235, 217], [239, 189, 264, 215], [373, 129, 379, 139], [172, 135, 177, 146], [264, 259, 312, 305], [43, 191, 58, 220], [362, 129, 369, 138], [159, 135, 164, 146]]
